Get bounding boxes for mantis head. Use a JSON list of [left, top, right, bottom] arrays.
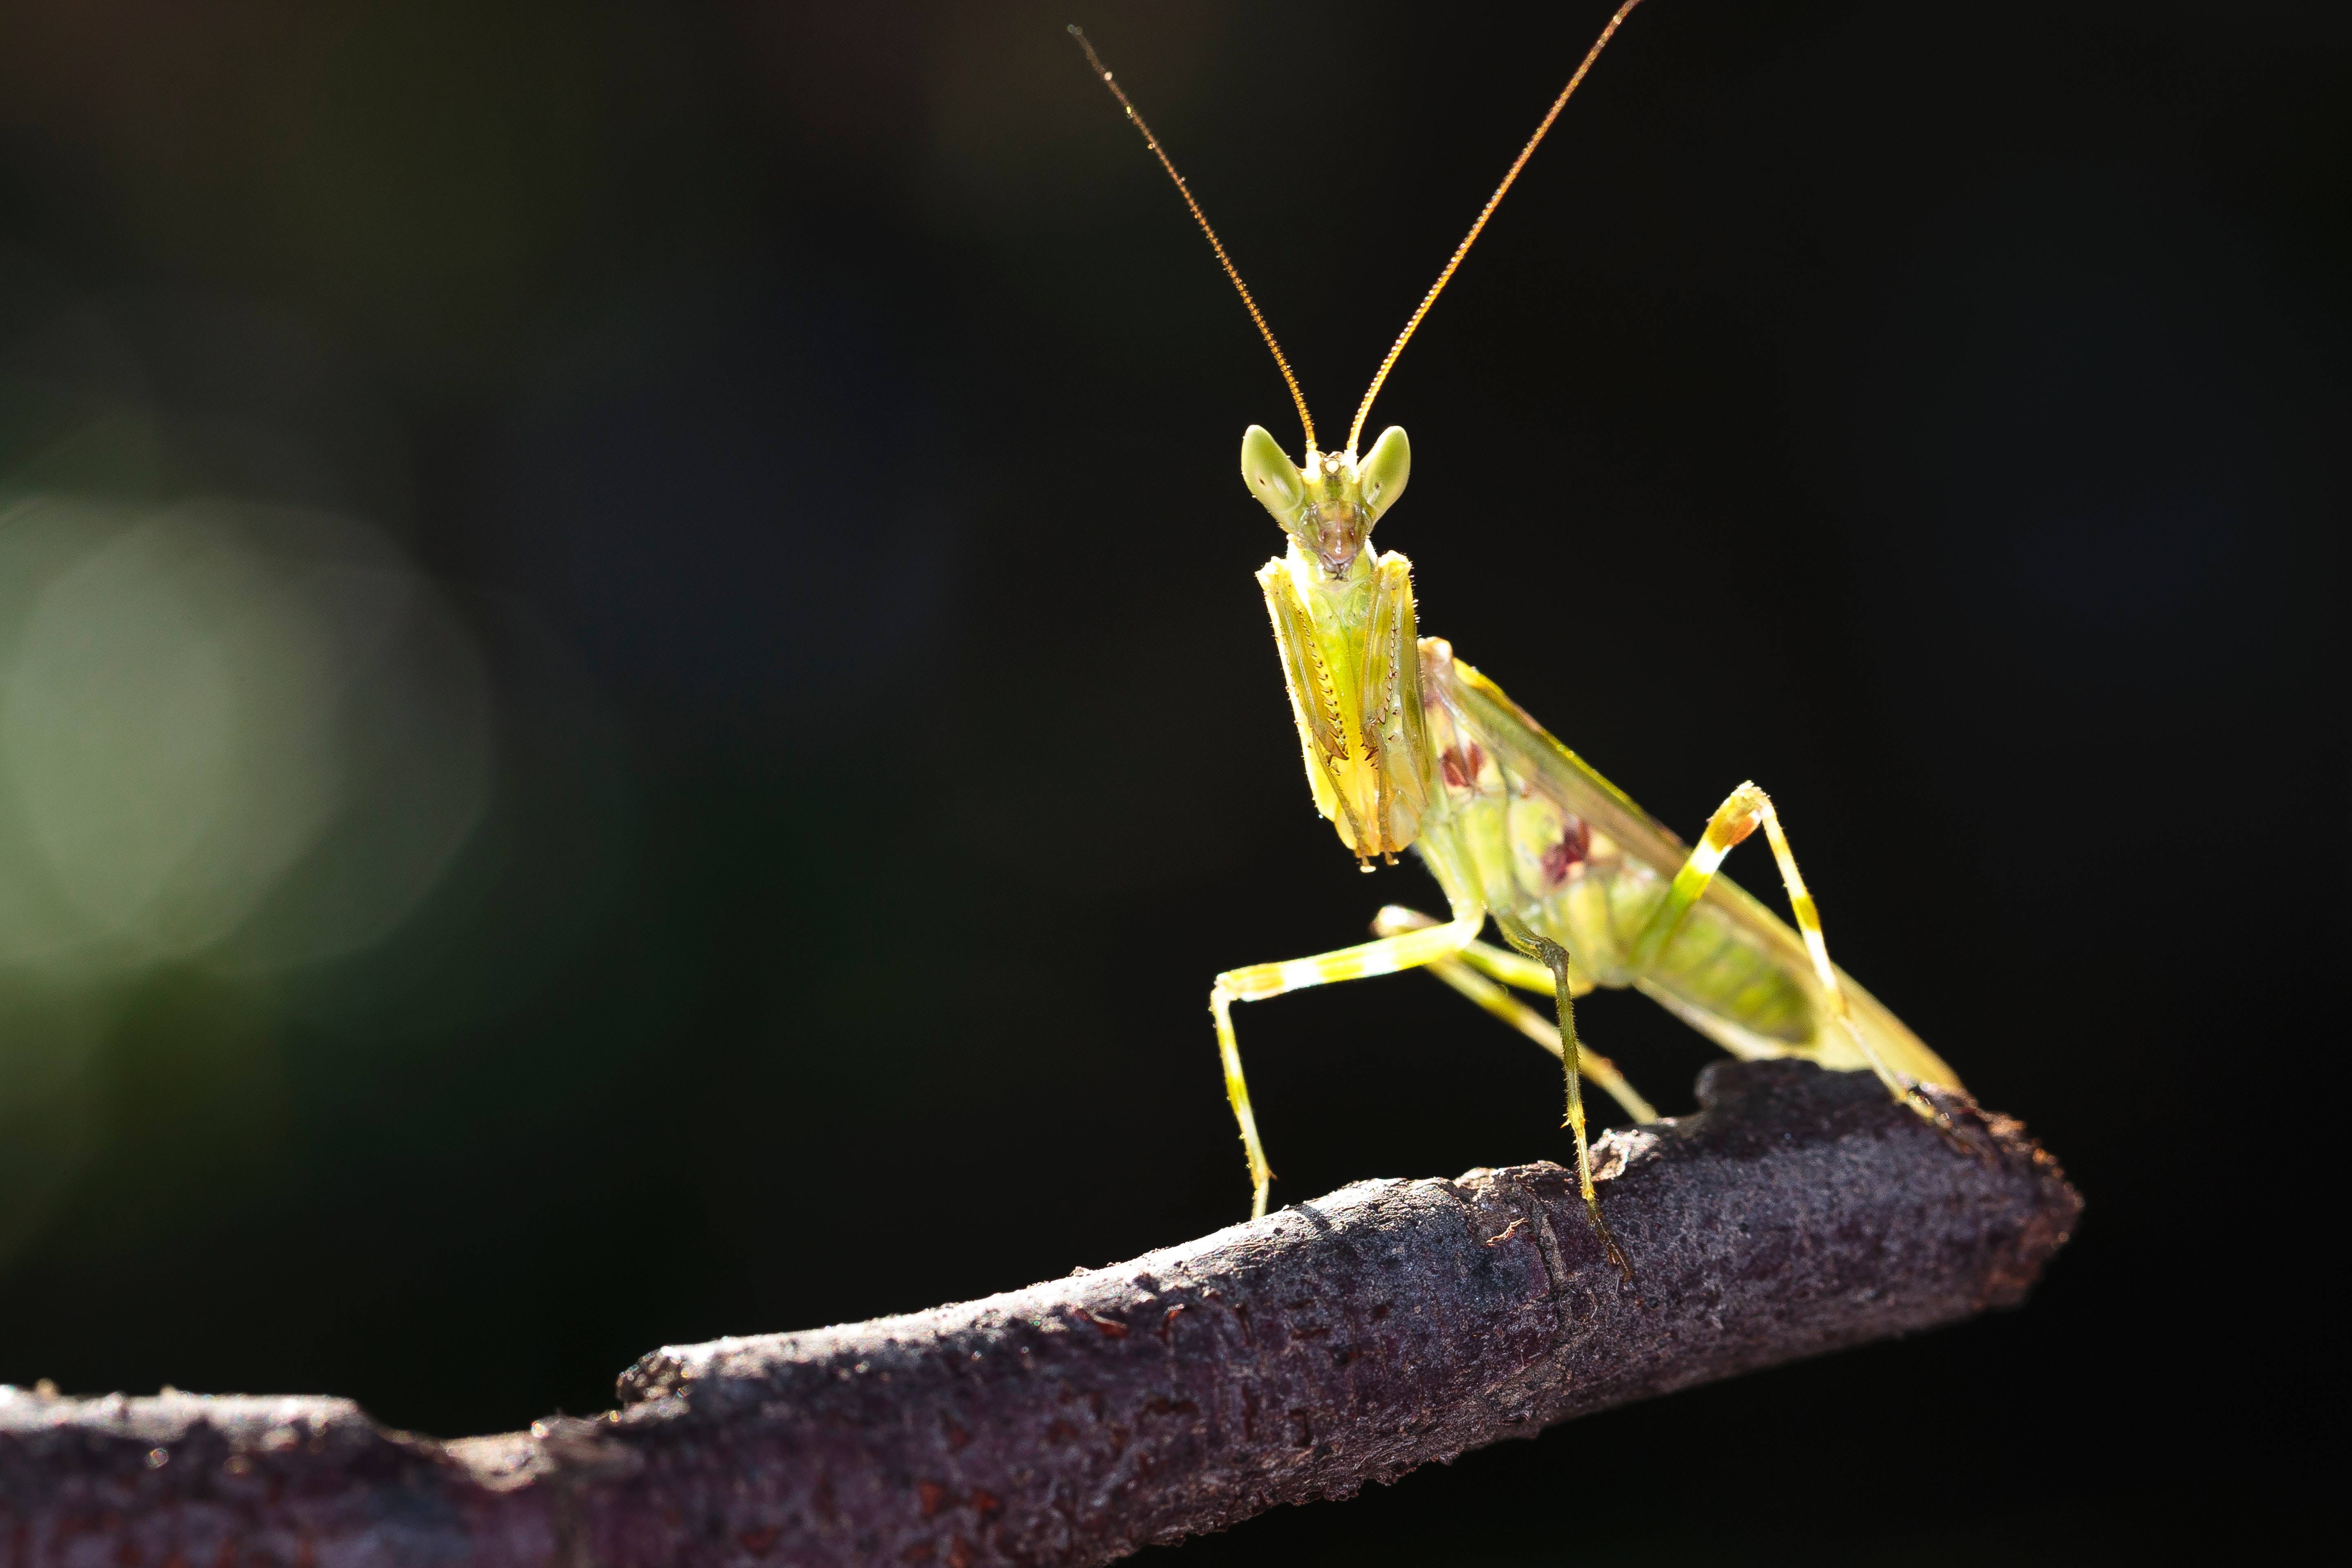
[[1240, 425, 1410, 580]]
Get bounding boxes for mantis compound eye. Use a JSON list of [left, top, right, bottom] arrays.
[[1241, 424, 1307, 526], [1357, 425, 1410, 523]]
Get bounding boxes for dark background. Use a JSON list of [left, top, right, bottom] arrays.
[[0, 0, 2339, 1559]]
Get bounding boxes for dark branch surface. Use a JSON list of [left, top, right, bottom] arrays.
[[1, 1061, 2078, 1567]]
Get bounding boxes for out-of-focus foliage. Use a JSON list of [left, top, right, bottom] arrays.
[[0, 499, 490, 975]]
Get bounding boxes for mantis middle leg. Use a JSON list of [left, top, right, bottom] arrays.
[[1211, 904, 1484, 1220], [1370, 905, 1658, 1124], [1491, 912, 1633, 1280]]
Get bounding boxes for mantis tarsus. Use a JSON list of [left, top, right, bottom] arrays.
[[1071, 1, 1964, 1276]]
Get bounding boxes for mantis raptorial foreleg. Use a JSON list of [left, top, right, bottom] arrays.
[[1210, 907, 1484, 1218], [1370, 906, 1657, 1124], [1627, 782, 1947, 1126]]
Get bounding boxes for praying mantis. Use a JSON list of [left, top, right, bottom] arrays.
[[1071, 0, 1963, 1275]]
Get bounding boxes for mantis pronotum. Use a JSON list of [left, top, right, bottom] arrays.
[[1071, 1, 1964, 1275]]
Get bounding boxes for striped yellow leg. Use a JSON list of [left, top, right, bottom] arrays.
[[1628, 782, 1937, 1121], [1371, 905, 1658, 1125], [1211, 903, 1486, 1219]]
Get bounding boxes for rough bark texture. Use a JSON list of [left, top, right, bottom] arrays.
[[0, 1061, 2079, 1567]]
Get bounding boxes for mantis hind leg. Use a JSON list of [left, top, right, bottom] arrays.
[[1371, 905, 1657, 1125], [1210, 906, 1484, 1219], [1629, 782, 1957, 1130]]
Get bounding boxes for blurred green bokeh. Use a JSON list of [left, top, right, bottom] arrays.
[[0, 492, 493, 1263]]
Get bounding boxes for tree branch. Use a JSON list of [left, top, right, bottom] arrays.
[[1, 1061, 2078, 1566]]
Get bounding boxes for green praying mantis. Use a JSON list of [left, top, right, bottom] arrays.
[[1071, 0, 1964, 1275]]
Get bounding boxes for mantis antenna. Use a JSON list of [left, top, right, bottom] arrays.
[[1345, 0, 1648, 457], [1068, 25, 1320, 458]]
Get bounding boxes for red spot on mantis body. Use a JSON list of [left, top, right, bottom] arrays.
[[1441, 743, 1486, 789], [1540, 817, 1592, 885]]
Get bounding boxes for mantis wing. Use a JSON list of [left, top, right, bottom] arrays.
[[1425, 648, 1960, 1089]]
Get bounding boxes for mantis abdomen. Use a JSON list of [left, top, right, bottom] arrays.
[[1412, 645, 1958, 1089]]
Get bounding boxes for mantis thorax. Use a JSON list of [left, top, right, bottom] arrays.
[[1245, 423, 1431, 865]]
